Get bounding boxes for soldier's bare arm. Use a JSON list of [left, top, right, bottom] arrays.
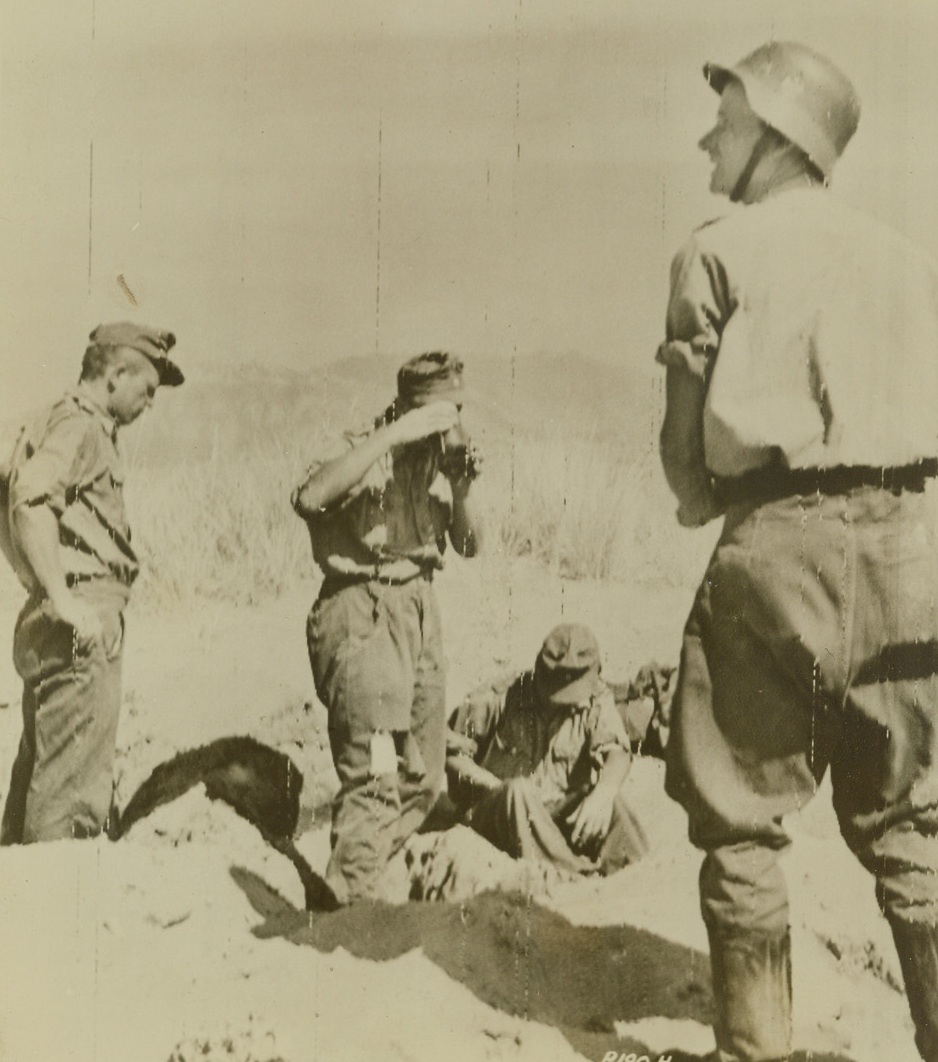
[[659, 361, 722, 527], [448, 477, 483, 557], [293, 401, 459, 516], [445, 752, 502, 793]]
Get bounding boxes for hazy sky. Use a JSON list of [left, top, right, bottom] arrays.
[[2, 0, 938, 419]]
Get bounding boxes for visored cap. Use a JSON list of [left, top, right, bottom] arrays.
[[88, 322, 184, 387], [534, 623, 603, 706]]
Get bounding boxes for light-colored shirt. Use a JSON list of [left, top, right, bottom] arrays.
[[293, 418, 455, 581], [449, 670, 629, 807], [659, 187, 938, 479], [8, 389, 138, 590]]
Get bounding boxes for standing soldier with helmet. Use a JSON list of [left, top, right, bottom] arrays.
[[658, 42, 938, 1061], [292, 352, 483, 909], [0, 323, 184, 845]]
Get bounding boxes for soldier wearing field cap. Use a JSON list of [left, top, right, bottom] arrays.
[[657, 42, 938, 1061], [0, 322, 183, 844], [292, 351, 483, 907], [446, 623, 648, 876]]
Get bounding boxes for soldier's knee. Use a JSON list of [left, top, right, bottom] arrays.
[[842, 808, 938, 921], [419, 773, 443, 811], [700, 843, 790, 934]]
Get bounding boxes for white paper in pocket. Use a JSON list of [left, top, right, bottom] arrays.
[[369, 731, 398, 776]]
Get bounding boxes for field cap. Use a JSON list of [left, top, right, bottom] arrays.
[[397, 351, 464, 406], [88, 322, 184, 386], [534, 623, 602, 706]]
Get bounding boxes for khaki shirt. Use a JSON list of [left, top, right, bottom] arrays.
[[449, 671, 629, 807], [660, 187, 938, 480], [7, 389, 138, 590], [293, 419, 454, 581]]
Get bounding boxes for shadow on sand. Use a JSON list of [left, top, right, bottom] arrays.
[[231, 864, 717, 1057], [229, 866, 860, 1062]]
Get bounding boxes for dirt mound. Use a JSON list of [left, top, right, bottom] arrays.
[[116, 736, 303, 841]]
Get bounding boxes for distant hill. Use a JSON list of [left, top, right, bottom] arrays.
[[116, 351, 661, 469], [0, 352, 662, 470]]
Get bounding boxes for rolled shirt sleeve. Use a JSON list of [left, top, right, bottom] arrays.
[[449, 681, 506, 753], [8, 396, 138, 587], [657, 233, 733, 527], [11, 414, 103, 515], [662, 235, 731, 367], [291, 425, 397, 517], [293, 432, 355, 516]]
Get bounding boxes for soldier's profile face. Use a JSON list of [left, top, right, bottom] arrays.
[[107, 350, 160, 426], [698, 80, 764, 197]]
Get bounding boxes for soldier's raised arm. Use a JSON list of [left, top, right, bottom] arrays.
[[293, 400, 459, 517]]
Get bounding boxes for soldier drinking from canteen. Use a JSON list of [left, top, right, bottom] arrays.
[[292, 351, 483, 908]]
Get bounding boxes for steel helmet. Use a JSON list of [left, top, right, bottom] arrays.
[[704, 41, 860, 180]]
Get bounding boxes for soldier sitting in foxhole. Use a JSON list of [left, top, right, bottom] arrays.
[[444, 623, 655, 878]]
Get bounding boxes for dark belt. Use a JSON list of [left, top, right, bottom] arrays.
[[713, 458, 938, 508], [65, 569, 136, 589], [319, 567, 434, 598]]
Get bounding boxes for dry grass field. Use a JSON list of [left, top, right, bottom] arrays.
[[120, 353, 706, 609]]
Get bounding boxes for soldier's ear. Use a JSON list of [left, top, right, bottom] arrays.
[[107, 360, 131, 384]]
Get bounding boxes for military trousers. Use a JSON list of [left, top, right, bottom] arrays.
[[463, 776, 649, 877], [665, 485, 938, 935], [306, 575, 446, 904], [1, 578, 129, 844]]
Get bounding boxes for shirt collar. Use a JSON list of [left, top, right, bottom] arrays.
[[68, 387, 118, 441]]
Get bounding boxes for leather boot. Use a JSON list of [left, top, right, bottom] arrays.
[[706, 923, 792, 1061], [887, 914, 938, 1062]]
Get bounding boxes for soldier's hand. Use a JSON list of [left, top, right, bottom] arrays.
[[391, 401, 460, 446], [50, 592, 104, 652], [566, 788, 614, 849], [440, 440, 483, 484], [446, 729, 478, 757]]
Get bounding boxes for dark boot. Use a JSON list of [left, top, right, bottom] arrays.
[[706, 923, 792, 1061], [887, 915, 938, 1062]]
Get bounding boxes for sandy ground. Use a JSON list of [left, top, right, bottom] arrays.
[[0, 554, 922, 1062]]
